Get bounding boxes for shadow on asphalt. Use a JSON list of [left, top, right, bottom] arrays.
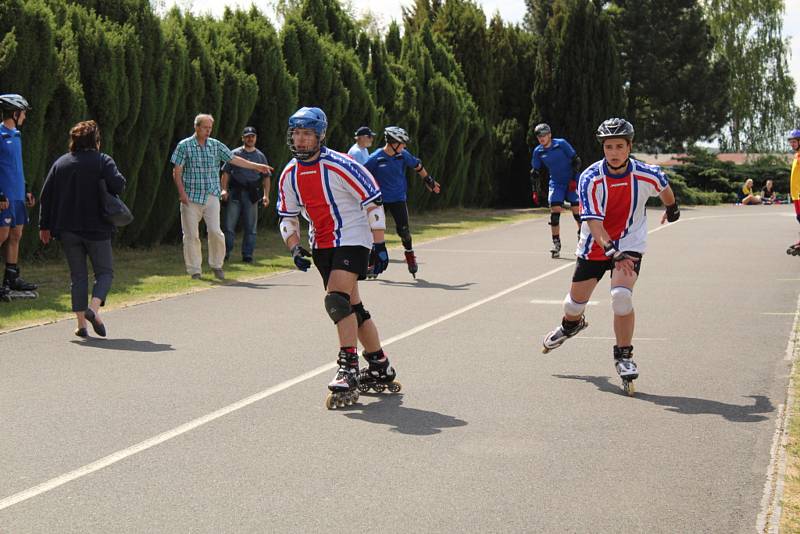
[[373, 278, 476, 291], [340, 394, 468, 435], [70, 338, 175, 352], [554, 374, 774, 422]]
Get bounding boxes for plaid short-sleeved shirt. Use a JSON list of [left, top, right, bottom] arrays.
[[170, 136, 233, 204]]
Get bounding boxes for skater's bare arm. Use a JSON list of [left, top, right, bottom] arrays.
[[658, 186, 679, 224], [587, 220, 611, 250]]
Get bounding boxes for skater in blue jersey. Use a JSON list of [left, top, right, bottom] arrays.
[[363, 126, 440, 277], [530, 123, 582, 258]]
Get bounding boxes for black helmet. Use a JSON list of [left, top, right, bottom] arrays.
[[0, 94, 31, 112], [533, 123, 551, 137], [385, 126, 410, 145], [596, 118, 634, 143]]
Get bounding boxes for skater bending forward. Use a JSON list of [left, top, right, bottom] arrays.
[[277, 107, 399, 408], [542, 118, 679, 394]]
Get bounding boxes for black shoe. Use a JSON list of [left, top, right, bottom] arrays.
[[7, 277, 37, 291], [242, 257, 253, 264], [84, 308, 106, 337], [74, 327, 88, 338]]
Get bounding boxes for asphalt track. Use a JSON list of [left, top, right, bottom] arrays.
[[1, 204, 799, 533]]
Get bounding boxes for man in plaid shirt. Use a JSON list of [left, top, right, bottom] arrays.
[[171, 114, 272, 280]]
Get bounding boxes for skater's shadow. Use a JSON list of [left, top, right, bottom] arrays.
[[554, 375, 774, 423], [71, 338, 175, 353], [375, 278, 475, 291], [342, 394, 468, 435]]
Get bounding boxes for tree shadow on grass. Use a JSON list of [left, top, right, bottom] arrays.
[[554, 374, 773, 423], [340, 394, 468, 435]]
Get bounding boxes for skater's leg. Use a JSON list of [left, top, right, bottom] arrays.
[[549, 205, 562, 239], [570, 205, 581, 232], [609, 264, 638, 347], [350, 283, 381, 352], [325, 269, 360, 347], [564, 279, 598, 321]]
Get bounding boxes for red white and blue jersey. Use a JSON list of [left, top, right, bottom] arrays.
[[576, 158, 669, 260], [277, 147, 382, 249]]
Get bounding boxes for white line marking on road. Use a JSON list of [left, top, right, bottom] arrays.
[[0, 217, 682, 511], [417, 248, 539, 255], [530, 299, 599, 305], [574, 336, 667, 341], [778, 279, 800, 281], [757, 291, 800, 532]]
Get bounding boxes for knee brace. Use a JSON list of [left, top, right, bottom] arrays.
[[324, 291, 352, 324], [352, 302, 371, 327], [549, 212, 561, 227], [563, 293, 587, 317], [610, 286, 634, 316], [573, 212, 581, 223]]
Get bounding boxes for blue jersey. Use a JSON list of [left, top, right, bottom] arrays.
[[363, 148, 421, 203], [0, 123, 25, 200], [531, 138, 577, 186]]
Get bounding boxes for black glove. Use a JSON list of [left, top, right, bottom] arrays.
[[371, 242, 389, 275], [290, 244, 311, 271], [603, 242, 637, 265], [665, 202, 680, 222], [424, 175, 440, 192]]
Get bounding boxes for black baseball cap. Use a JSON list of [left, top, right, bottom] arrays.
[[242, 126, 257, 136], [354, 126, 375, 137]]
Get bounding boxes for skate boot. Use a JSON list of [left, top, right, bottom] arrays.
[[404, 250, 418, 278], [614, 345, 638, 396], [325, 348, 360, 409], [358, 349, 402, 394], [787, 242, 800, 256], [542, 315, 588, 353], [550, 237, 561, 258], [4, 265, 38, 292], [0, 285, 10, 303]]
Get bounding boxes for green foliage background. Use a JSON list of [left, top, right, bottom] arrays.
[[0, 0, 795, 257]]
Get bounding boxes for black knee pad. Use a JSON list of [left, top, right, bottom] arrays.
[[573, 212, 581, 223], [324, 291, 352, 324], [796, 214, 800, 224], [352, 302, 371, 327], [549, 212, 561, 227]]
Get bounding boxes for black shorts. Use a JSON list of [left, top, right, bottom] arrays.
[[312, 246, 371, 288], [572, 252, 643, 283]]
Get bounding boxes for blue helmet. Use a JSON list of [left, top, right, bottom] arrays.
[[287, 107, 327, 159], [788, 129, 800, 140]]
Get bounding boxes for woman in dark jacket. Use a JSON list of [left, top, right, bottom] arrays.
[[39, 120, 126, 337]]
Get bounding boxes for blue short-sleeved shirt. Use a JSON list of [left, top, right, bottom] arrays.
[[347, 143, 369, 165], [0, 124, 25, 200], [363, 148, 421, 203], [171, 136, 233, 204], [531, 138, 577, 186]]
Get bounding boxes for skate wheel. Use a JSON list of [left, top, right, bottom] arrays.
[[623, 380, 636, 397], [357, 383, 370, 393], [372, 383, 386, 393], [325, 393, 336, 410], [542, 346, 550, 354], [388, 382, 402, 393]]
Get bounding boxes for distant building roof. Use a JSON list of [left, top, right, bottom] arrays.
[[632, 152, 792, 167]]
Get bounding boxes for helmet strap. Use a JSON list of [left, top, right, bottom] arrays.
[[387, 142, 402, 155], [607, 157, 630, 173]]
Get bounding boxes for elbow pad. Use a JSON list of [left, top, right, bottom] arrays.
[[572, 155, 582, 174], [280, 216, 300, 243], [368, 205, 386, 231]]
